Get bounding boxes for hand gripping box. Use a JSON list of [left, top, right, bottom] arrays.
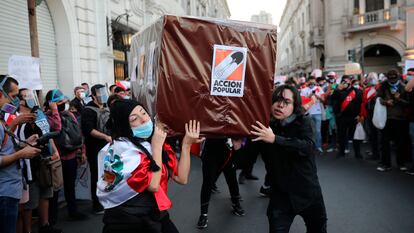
[[129, 15, 277, 136]]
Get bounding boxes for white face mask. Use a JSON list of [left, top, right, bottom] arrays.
[[79, 92, 86, 99]]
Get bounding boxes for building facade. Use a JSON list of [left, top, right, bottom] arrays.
[[277, 0, 414, 77], [250, 11, 273, 24], [0, 0, 230, 97]]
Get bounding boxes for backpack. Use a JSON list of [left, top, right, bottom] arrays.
[[85, 106, 111, 135], [55, 111, 83, 152]]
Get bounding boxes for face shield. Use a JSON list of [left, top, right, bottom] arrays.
[[95, 87, 109, 104], [0, 76, 20, 114], [23, 90, 40, 110]]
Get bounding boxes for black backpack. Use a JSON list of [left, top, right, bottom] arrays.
[[85, 106, 111, 135], [55, 111, 83, 152]]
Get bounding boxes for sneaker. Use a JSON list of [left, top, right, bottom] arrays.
[[69, 212, 88, 221], [232, 203, 245, 216], [317, 147, 323, 153], [405, 169, 414, 175], [326, 148, 334, 153], [197, 214, 208, 229], [376, 166, 392, 172], [39, 224, 62, 233], [259, 186, 271, 197], [399, 166, 408, 171]]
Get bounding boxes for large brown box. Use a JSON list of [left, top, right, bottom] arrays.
[[130, 15, 277, 136]]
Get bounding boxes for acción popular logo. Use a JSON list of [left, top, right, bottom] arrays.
[[210, 45, 247, 97]]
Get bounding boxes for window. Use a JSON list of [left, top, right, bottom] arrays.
[[354, 0, 360, 14], [366, 0, 384, 12], [391, 0, 397, 5]]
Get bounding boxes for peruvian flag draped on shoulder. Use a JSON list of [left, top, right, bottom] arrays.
[[97, 140, 153, 209]]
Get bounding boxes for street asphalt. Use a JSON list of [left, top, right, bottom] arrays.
[[53, 149, 414, 233]]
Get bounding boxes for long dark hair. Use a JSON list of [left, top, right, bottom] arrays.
[[272, 84, 304, 116], [107, 99, 170, 172]]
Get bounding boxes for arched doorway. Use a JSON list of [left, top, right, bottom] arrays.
[[363, 44, 401, 74]]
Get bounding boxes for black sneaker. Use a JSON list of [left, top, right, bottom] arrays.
[[376, 165, 391, 172], [232, 203, 245, 216], [69, 211, 88, 221], [259, 186, 271, 197], [405, 169, 414, 176], [39, 224, 63, 233], [197, 214, 208, 229]]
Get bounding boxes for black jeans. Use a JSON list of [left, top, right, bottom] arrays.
[[239, 139, 259, 176], [267, 195, 327, 233], [102, 211, 178, 233], [336, 116, 361, 158], [87, 152, 102, 210], [200, 140, 241, 214], [366, 116, 380, 159], [380, 119, 410, 167], [61, 158, 78, 214]]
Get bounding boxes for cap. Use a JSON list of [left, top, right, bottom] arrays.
[[49, 89, 66, 102], [327, 71, 336, 77]]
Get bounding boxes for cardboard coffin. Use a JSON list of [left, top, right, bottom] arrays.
[[129, 15, 277, 136]]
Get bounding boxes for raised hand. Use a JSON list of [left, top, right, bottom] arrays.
[[151, 125, 167, 150], [250, 121, 275, 143], [182, 120, 205, 146]]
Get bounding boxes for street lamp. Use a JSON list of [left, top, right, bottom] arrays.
[[107, 12, 132, 51]]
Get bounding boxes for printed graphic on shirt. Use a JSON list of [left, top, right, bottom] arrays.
[[210, 45, 247, 97], [102, 147, 124, 191]]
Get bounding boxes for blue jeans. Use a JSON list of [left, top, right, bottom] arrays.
[[311, 114, 322, 149], [0, 196, 19, 233]]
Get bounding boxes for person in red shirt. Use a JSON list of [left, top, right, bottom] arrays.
[[98, 99, 203, 233]]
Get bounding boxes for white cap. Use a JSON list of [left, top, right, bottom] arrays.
[[327, 71, 336, 77]]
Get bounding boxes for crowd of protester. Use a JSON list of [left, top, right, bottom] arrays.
[[0, 66, 413, 233]]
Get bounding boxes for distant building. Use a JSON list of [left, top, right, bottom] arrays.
[[277, 0, 414, 77], [251, 11, 273, 24], [0, 0, 231, 96]]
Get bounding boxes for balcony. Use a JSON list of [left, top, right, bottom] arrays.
[[344, 6, 405, 33]]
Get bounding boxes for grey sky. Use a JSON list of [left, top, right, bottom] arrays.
[[227, 0, 287, 25]]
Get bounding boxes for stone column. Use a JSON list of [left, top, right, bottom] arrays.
[[384, 0, 391, 9], [405, 4, 414, 60], [359, 0, 366, 14]]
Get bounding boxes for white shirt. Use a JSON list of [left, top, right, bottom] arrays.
[[301, 86, 325, 115]]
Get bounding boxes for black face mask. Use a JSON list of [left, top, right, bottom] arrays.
[[57, 103, 66, 112]]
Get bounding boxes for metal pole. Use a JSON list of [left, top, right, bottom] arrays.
[[27, 0, 43, 103], [360, 38, 365, 78]]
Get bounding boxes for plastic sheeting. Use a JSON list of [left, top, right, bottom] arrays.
[[130, 15, 277, 136]]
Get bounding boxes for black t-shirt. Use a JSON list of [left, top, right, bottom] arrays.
[[81, 101, 107, 157], [17, 122, 43, 181]]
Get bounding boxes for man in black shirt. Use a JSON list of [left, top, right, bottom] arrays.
[[376, 70, 410, 172], [331, 75, 363, 158], [70, 86, 86, 122], [251, 85, 327, 233], [81, 84, 111, 213]]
